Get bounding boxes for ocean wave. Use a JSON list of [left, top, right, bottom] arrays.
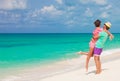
[[102, 48, 120, 56], [0, 43, 38, 48]]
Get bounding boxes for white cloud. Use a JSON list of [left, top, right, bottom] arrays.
[[105, 5, 112, 9], [56, 0, 63, 4], [66, 20, 75, 24], [79, 0, 90, 4], [65, 20, 76, 26], [100, 12, 109, 18], [67, 6, 76, 11], [100, 4, 112, 11], [85, 8, 93, 17], [93, 0, 107, 5], [30, 9, 41, 17], [0, 10, 21, 23], [0, 0, 27, 10], [40, 5, 63, 16], [25, 5, 64, 22], [79, 0, 107, 5]]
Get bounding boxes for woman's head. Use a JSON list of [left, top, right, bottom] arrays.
[[94, 19, 101, 27]]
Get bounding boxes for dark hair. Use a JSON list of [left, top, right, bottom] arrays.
[[94, 19, 101, 27]]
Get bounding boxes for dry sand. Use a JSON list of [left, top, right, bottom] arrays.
[[40, 52, 120, 81]]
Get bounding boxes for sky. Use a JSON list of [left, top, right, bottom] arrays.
[[0, 0, 120, 33]]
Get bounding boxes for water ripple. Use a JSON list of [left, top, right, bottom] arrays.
[[0, 43, 37, 48]]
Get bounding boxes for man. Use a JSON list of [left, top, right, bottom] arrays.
[[93, 22, 111, 74]]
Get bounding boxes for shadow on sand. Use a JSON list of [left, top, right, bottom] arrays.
[[86, 68, 108, 75]]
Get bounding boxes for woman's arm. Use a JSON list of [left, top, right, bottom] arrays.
[[93, 34, 99, 39]]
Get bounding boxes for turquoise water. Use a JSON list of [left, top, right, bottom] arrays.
[[0, 33, 120, 68]]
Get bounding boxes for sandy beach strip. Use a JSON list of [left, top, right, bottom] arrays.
[[40, 52, 120, 81]]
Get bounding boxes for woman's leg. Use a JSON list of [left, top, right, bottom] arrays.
[[77, 51, 88, 55], [85, 47, 94, 72]]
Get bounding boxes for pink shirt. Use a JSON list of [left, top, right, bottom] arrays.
[[89, 27, 103, 48]]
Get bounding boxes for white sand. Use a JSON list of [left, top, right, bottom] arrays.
[[41, 53, 120, 81]]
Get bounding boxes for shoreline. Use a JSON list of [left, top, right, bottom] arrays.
[[0, 48, 120, 81], [40, 50, 120, 81], [41, 59, 120, 81]]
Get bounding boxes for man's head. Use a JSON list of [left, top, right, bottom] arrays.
[[104, 22, 111, 30], [94, 19, 101, 27]]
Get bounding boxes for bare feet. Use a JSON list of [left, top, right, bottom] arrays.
[[77, 51, 82, 54], [96, 70, 102, 74]]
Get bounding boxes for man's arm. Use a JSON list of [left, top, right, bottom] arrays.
[[105, 30, 114, 40]]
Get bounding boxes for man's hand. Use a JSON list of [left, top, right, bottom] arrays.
[[109, 34, 114, 40]]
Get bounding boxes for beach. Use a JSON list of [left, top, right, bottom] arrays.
[[40, 51, 120, 81], [0, 0, 120, 80]]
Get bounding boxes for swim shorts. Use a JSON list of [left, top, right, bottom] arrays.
[[94, 47, 103, 56]]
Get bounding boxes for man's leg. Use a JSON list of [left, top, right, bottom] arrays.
[[94, 56, 101, 74]]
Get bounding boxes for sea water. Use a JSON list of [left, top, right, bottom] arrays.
[[0, 33, 120, 69]]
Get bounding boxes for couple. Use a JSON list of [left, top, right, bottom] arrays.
[[78, 19, 113, 74]]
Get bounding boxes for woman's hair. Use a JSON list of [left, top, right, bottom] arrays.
[[94, 19, 101, 27]]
